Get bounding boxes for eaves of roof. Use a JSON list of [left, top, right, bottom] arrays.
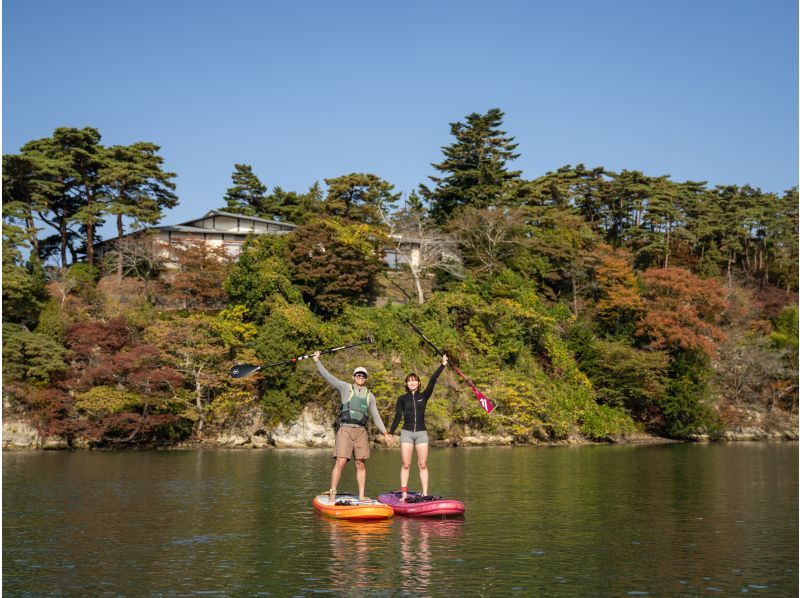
[[180, 210, 298, 229]]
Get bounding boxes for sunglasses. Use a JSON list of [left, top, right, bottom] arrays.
[[354, 373, 367, 378]]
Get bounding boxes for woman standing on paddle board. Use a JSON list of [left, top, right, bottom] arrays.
[[390, 354, 448, 500], [312, 351, 394, 503]]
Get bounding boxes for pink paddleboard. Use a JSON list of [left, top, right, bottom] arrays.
[[377, 491, 465, 517]]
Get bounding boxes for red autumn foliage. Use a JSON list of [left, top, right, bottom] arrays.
[[159, 241, 235, 311], [65, 317, 183, 393], [66, 317, 133, 361], [637, 268, 728, 357]]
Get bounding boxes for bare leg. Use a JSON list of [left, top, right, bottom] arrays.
[[355, 459, 367, 500], [417, 442, 429, 495], [330, 457, 348, 499], [400, 442, 413, 499]]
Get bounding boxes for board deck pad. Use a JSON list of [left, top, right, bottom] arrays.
[[312, 493, 394, 520], [377, 491, 465, 517]]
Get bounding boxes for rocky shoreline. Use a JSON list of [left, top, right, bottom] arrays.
[[3, 403, 797, 451]]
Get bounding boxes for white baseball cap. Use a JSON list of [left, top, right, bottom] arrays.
[[353, 367, 368, 377]]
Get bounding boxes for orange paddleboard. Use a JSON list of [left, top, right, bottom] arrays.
[[312, 494, 394, 520]]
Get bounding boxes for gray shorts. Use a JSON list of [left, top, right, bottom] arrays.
[[400, 429, 429, 445]]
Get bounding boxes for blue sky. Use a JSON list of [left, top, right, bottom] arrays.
[[4, 0, 798, 238]]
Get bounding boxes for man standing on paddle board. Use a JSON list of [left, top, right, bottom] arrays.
[[312, 351, 394, 502]]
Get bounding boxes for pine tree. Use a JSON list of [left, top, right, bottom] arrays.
[[102, 142, 177, 281], [421, 108, 521, 224], [322, 173, 400, 226], [16, 130, 93, 267], [264, 182, 324, 225], [222, 164, 267, 216]]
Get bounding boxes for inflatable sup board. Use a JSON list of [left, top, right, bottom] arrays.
[[312, 493, 394, 520], [377, 491, 465, 517]]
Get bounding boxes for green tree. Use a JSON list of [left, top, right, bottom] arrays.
[[223, 234, 303, 323], [526, 164, 609, 225], [570, 328, 669, 425], [221, 164, 267, 216], [421, 108, 521, 223], [2, 153, 58, 257], [323, 173, 400, 226], [286, 219, 385, 317], [661, 352, 720, 438], [762, 188, 798, 291], [2, 323, 67, 385], [2, 227, 48, 328], [630, 178, 701, 271], [13, 132, 82, 266], [263, 182, 324, 225], [52, 127, 106, 266], [522, 205, 601, 313], [102, 142, 177, 281]]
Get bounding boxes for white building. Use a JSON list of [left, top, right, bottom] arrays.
[[96, 210, 419, 267]]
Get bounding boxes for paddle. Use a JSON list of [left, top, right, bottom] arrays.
[[404, 320, 496, 414], [229, 339, 374, 378]]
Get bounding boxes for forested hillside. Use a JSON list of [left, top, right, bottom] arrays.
[[3, 110, 797, 448]]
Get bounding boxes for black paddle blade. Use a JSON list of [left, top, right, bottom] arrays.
[[229, 364, 262, 378]]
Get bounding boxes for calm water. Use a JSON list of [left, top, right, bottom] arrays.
[[3, 443, 797, 596]]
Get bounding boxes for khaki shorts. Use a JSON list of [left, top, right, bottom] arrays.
[[334, 425, 370, 460]]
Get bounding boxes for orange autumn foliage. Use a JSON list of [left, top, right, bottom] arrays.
[[637, 268, 728, 357], [596, 248, 645, 324]]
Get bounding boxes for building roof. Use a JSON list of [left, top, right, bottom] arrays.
[[152, 224, 292, 235], [179, 210, 297, 229]]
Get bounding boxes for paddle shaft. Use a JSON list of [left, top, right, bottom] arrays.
[[404, 320, 446, 356], [265, 340, 373, 367], [404, 320, 495, 413], [230, 340, 373, 378]]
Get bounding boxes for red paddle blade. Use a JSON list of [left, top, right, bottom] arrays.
[[450, 364, 495, 413], [471, 386, 495, 414]]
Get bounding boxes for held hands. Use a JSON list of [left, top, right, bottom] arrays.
[[383, 432, 394, 446], [442, 354, 449, 366], [312, 350, 321, 362]]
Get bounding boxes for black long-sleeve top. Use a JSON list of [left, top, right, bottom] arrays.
[[389, 365, 445, 434]]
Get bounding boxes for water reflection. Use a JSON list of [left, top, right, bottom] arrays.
[[397, 517, 465, 596], [315, 513, 392, 593]]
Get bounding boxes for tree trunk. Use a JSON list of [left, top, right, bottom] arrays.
[[571, 274, 579, 317], [85, 182, 95, 266], [25, 211, 39, 256], [60, 218, 68, 267], [411, 266, 425, 304], [727, 253, 734, 289], [117, 213, 125, 284], [195, 371, 205, 432]]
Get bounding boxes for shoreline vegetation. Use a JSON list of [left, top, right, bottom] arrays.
[[3, 110, 798, 452], [3, 403, 797, 451], [4, 425, 797, 452]]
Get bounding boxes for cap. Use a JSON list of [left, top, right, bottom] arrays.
[[353, 367, 368, 377]]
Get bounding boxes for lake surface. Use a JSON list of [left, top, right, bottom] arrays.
[[3, 443, 797, 596]]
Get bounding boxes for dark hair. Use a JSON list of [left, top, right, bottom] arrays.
[[405, 373, 420, 392]]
